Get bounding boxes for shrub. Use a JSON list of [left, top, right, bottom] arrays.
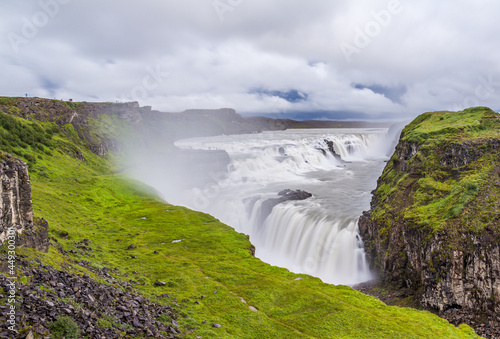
[[48, 315, 80, 339], [97, 317, 112, 329]]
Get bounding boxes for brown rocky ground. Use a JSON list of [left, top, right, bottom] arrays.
[[354, 280, 500, 339], [0, 255, 180, 338]]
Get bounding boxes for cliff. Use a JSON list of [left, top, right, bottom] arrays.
[[359, 107, 500, 329], [0, 97, 391, 152], [0, 153, 48, 252], [0, 98, 480, 338], [0, 97, 293, 152]]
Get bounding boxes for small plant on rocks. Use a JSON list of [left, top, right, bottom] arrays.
[[48, 315, 80, 339]]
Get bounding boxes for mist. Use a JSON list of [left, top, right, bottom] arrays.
[[117, 109, 404, 286]]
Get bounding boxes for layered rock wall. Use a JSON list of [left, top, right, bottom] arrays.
[[359, 108, 500, 318], [0, 153, 48, 252]]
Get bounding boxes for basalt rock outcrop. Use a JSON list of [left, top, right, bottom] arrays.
[[0, 153, 48, 252], [359, 107, 500, 334]]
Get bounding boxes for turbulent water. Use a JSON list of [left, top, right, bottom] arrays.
[[172, 128, 398, 286]]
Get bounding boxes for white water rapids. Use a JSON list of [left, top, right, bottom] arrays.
[[169, 128, 398, 286]]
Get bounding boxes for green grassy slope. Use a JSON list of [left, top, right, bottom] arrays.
[[372, 107, 500, 233], [0, 106, 479, 338]]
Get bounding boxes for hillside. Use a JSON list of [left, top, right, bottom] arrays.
[[0, 97, 480, 338], [359, 107, 500, 337]]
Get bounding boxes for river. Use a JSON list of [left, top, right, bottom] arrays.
[[166, 128, 398, 285]]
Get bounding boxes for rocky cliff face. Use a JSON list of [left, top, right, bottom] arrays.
[[0, 98, 150, 157], [0, 153, 48, 252], [359, 107, 500, 321], [0, 97, 295, 157]]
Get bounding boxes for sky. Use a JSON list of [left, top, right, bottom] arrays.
[[1, 0, 499, 120]]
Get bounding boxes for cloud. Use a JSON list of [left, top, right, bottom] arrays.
[[251, 89, 309, 104], [1, 0, 499, 119], [354, 84, 407, 104]]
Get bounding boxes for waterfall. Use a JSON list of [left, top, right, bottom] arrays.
[[251, 202, 371, 285], [172, 128, 395, 285]]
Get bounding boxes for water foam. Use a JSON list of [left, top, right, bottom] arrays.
[[174, 128, 396, 285]]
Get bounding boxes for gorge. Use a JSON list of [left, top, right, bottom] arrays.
[[0, 97, 495, 338], [167, 128, 397, 286]]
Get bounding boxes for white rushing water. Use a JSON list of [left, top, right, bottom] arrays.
[[172, 128, 397, 286]]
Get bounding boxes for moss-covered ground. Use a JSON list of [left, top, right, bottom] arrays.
[[373, 107, 500, 233], [0, 104, 481, 338]]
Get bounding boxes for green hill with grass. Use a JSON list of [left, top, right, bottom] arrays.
[[0, 97, 480, 338], [359, 107, 500, 336]]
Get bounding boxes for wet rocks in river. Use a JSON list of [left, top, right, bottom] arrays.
[[320, 139, 344, 162]]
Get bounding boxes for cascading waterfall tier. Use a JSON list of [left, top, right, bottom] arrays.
[[174, 128, 395, 285]]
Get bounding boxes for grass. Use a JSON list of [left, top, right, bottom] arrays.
[[401, 107, 499, 144], [373, 107, 500, 233], [32, 172, 477, 338], [0, 98, 481, 338]]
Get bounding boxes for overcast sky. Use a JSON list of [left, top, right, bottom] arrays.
[[1, 0, 499, 119]]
